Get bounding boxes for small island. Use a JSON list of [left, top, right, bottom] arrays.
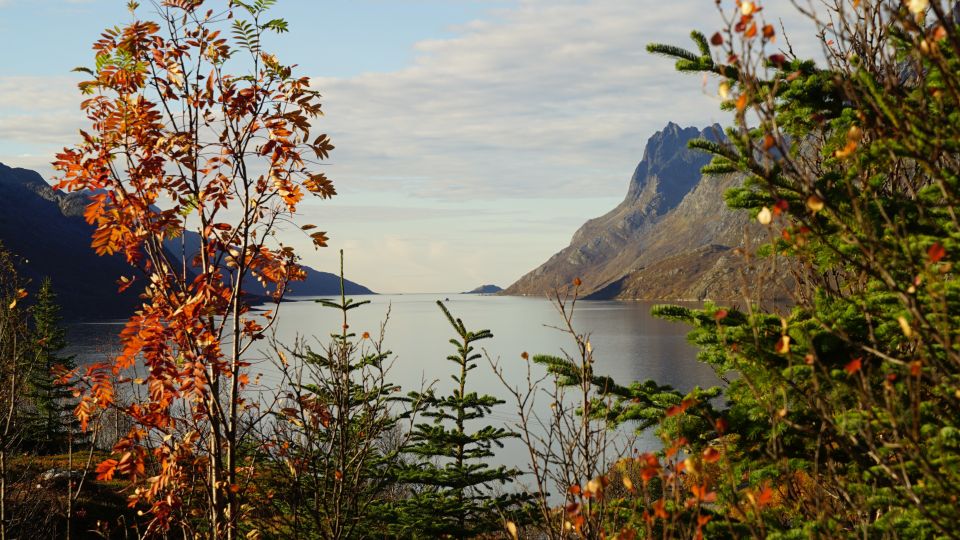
[[463, 284, 503, 295]]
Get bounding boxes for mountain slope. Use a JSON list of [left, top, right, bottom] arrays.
[[504, 123, 761, 302], [0, 163, 139, 319]]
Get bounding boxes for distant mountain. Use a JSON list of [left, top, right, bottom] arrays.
[[163, 232, 374, 297], [504, 122, 767, 302], [463, 284, 503, 294], [0, 163, 373, 320]]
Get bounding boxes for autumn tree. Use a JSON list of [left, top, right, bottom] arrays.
[[53, 0, 335, 537]]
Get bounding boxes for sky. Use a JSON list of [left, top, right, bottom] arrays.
[[0, 0, 821, 293]]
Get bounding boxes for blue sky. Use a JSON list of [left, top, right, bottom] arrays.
[[0, 0, 819, 293]]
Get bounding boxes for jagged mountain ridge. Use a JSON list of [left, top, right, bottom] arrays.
[[0, 163, 372, 320], [504, 123, 757, 302]]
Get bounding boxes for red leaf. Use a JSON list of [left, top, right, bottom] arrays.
[[665, 399, 696, 417], [710, 32, 724, 46], [910, 360, 923, 377], [845, 357, 862, 374], [928, 243, 946, 263], [757, 484, 775, 506], [714, 309, 728, 321]]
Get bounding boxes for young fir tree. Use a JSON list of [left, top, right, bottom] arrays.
[[263, 253, 409, 539], [23, 277, 77, 454], [390, 301, 526, 538]]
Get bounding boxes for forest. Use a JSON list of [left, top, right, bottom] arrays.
[[1, 0, 959, 538]]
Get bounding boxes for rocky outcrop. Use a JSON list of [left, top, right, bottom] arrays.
[[464, 284, 503, 294]]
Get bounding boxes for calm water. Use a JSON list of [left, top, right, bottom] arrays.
[[64, 294, 721, 479]]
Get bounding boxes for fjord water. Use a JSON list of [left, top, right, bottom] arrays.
[[66, 294, 721, 473]]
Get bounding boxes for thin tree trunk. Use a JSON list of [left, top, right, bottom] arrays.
[[0, 447, 7, 540], [66, 432, 72, 540]]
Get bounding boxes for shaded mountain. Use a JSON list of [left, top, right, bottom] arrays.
[[463, 284, 503, 294], [0, 163, 373, 320], [0, 163, 139, 319], [504, 123, 766, 302]]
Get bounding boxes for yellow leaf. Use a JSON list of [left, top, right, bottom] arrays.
[[897, 316, 913, 338], [757, 207, 772, 225], [719, 82, 731, 100], [907, 0, 928, 14], [806, 195, 824, 213], [506, 521, 519, 540]]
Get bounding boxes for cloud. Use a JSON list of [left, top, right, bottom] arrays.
[[310, 0, 819, 201], [0, 76, 85, 178]]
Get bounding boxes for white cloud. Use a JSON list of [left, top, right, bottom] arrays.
[[310, 0, 819, 201]]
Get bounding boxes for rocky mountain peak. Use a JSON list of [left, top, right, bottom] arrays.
[[625, 123, 721, 208], [503, 121, 755, 301]]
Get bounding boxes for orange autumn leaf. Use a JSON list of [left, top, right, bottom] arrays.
[[96, 459, 119, 481], [690, 484, 717, 503], [665, 398, 696, 417], [736, 92, 748, 112], [845, 357, 863, 374], [653, 498, 669, 519], [310, 231, 329, 248], [757, 483, 775, 506], [910, 360, 923, 377]]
